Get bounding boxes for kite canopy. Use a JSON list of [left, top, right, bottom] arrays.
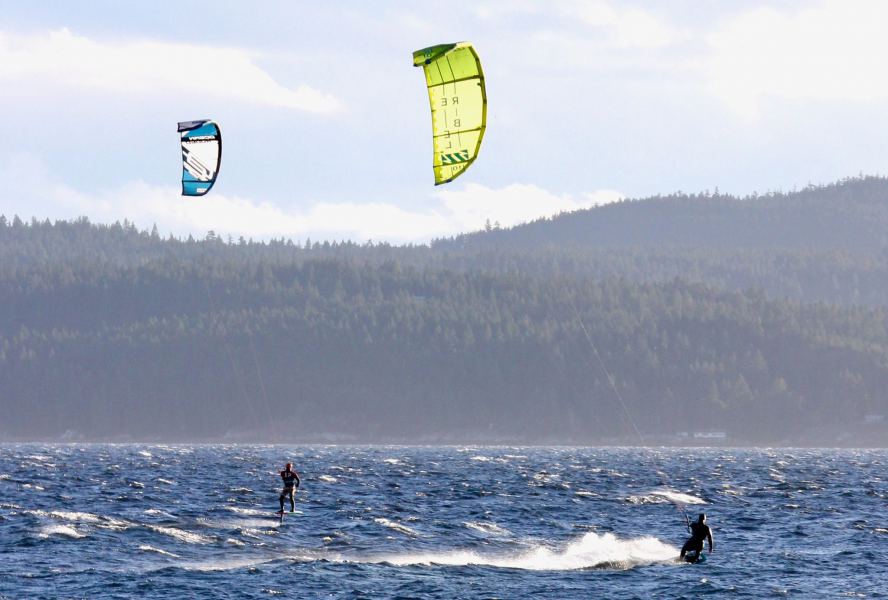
[[178, 119, 221, 196], [413, 42, 486, 185]]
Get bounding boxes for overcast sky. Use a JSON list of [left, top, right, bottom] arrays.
[[1, 1, 886, 242]]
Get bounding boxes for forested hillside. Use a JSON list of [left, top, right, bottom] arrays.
[[2, 176, 888, 444]]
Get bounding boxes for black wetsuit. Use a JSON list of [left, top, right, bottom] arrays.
[[680, 521, 712, 561], [279, 469, 300, 512]]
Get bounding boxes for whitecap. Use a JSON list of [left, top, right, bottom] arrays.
[[374, 517, 419, 537], [39, 524, 85, 539], [156, 478, 175, 485], [30, 510, 102, 523], [147, 525, 213, 545], [39, 510, 130, 531], [178, 557, 274, 571], [138, 545, 180, 558], [224, 506, 267, 516], [241, 527, 279, 538], [648, 489, 707, 505], [25, 454, 52, 462], [214, 518, 275, 530], [318, 475, 337, 483], [464, 521, 511, 536]]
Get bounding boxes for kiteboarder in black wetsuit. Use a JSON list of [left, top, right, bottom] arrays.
[[680, 513, 713, 562], [279, 462, 300, 513]]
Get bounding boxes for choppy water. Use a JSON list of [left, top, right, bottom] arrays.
[[1, 445, 886, 599]]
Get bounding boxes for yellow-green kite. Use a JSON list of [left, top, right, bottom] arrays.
[[413, 42, 487, 185]]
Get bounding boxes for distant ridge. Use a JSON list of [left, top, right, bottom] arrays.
[[439, 176, 888, 253], [2, 176, 888, 444]]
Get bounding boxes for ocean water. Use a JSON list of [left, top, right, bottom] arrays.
[[0, 445, 886, 599]]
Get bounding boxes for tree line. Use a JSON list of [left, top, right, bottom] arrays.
[[2, 176, 888, 443]]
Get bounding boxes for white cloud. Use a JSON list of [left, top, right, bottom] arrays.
[[0, 28, 340, 112], [0, 155, 621, 243], [556, 1, 680, 49], [707, 1, 888, 117], [433, 183, 622, 233], [475, 0, 680, 49]]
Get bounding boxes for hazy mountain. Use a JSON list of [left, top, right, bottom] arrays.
[[2, 177, 887, 444]]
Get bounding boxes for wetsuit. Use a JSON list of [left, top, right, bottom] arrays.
[[680, 521, 713, 562], [279, 469, 300, 512]]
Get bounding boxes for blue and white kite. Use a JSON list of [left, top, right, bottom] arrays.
[[178, 119, 221, 196]]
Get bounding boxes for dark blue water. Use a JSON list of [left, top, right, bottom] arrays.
[[1, 446, 886, 599]]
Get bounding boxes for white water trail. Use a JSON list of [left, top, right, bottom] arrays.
[[359, 532, 677, 571]]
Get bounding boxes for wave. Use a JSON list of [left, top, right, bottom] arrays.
[[39, 524, 86, 539], [138, 544, 180, 558], [318, 475, 338, 483], [374, 517, 419, 537], [209, 517, 276, 530], [172, 553, 317, 572], [224, 506, 268, 516], [30, 509, 131, 531], [464, 521, 511, 537], [24, 454, 53, 462], [628, 489, 707, 505], [363, 532, 677, 571], [146, 524, 214, 545]]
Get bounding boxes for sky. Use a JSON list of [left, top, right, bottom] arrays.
[[1, 0, 887, 243]]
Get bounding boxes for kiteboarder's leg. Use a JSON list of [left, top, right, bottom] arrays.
[[682, 539, 703, 562], [287, 488, 296, 512], [279, 488, 286, 513]]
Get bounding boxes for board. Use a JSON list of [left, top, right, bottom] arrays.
[[683, 551, 706, 564]]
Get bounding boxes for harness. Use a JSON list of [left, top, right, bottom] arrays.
[[281, 470, 299, 489]]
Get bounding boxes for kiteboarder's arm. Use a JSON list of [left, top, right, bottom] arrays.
[[707, 529, 714, 553]]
